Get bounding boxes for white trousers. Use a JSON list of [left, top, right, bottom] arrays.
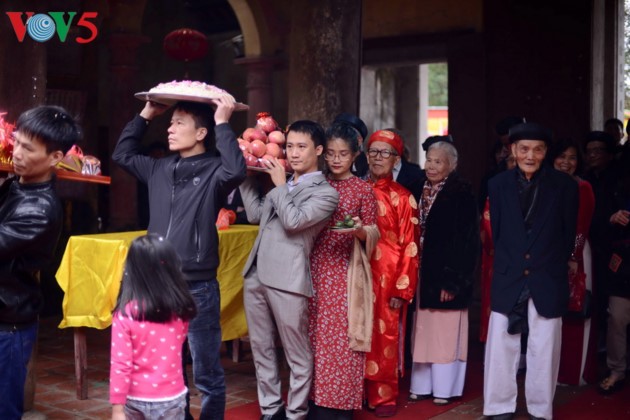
[[483, 299, 562, 419], [409, 361, 467, 398]]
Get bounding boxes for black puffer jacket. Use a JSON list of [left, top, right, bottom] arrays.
[[0, 177, 63, 325]]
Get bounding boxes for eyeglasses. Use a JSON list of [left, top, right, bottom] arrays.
[[324, 151, 353, 161], [367, 148, 397, 159]]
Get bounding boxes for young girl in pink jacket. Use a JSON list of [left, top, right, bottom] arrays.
[[110, 234, 197, 420]]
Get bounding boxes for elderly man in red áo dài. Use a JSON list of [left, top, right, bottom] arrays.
[[364, 129, 420, 417]]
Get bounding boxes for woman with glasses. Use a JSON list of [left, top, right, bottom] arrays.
[[363, 130, 419, 417], [308, 122, 378, 420]]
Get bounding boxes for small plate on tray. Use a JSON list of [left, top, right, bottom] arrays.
[[135, 92, 249, 111]]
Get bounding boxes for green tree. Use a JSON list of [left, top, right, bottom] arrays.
[[428, 62, 448, 106]]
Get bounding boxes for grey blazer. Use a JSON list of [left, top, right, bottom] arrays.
[[240, 173, 339, 297]]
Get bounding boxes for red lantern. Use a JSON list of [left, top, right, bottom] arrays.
[[163, 28, 209, 62]]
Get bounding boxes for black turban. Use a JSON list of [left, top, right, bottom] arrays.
[[508, 122, 552, 144], [422, 134, 454, 152]]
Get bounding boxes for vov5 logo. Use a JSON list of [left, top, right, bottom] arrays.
[[6, 11, 98, 43]]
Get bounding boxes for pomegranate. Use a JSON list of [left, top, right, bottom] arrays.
[[255, 112, 278, 134], [250, 139, 267, 158], [243, 152, 259, 167], [265, 143, 283, 158], [242, 127, 257, 142], [237, 139, 251, 154], [249, 128, 268, 143], [267, 130, 286, 145]]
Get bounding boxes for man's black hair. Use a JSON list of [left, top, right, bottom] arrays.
[[287, 120, 326, 148], [604, 118, 624, 131], [15, 105, 80, 154], [584, 131, 617, 154]]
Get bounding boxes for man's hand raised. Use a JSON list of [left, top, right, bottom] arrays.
[[212, 94, 235, 125], [139, 101, 169, 121]]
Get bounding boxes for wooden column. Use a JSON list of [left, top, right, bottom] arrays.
[[107, 33, 149, 231], [287, 0, 362, 125], [234, 56, 281, 127]]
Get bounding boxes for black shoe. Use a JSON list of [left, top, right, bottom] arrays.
[[261, 407, 286, 420], [489, 414, 514, 420], [528, 415, 545, 420]]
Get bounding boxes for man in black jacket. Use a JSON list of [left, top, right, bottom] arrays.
[[0, 106, 79, 419], [483, 123, 578, 420], [113, 96, 246, 420]]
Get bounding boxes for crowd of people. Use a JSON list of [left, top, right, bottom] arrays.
[[1, 96, 629, 420]]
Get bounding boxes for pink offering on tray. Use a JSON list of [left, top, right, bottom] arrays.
[[134, 80, 249, 111], [149, 80, 235, 101]]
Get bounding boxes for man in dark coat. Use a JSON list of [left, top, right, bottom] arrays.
[[483, 123, 578, 420]]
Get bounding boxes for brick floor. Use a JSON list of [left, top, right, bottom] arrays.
[[25, 314, 629, 419], [29, 316, 259, 419]]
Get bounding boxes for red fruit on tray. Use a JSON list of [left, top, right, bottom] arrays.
[[255, 112, 278, 134], [238, 139, 251, 154], [250, 139, 266, 157], [249, 128, 267, 143], [242, 127, 256, 142], [244, 152, 259, 167], [267, 130, 286, 145], [265, 143, 283, 158]]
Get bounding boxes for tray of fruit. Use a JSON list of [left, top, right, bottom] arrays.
[[330, 215, 358, 233], [239, 112, 292, 173]]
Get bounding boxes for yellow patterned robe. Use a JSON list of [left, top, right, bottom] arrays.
[[365, 175, 419, 407]]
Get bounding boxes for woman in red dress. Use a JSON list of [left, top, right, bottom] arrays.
[[548, 138, 597, 385], [308, 122, 378, 419]]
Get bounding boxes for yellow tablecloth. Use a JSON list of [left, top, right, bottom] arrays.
[[55, 225, 258, 341]]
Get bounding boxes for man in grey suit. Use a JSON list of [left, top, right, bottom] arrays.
[[240, 120, 339, 420]]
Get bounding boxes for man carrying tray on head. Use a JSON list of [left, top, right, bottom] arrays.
[[113, 83, 247, 420]]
